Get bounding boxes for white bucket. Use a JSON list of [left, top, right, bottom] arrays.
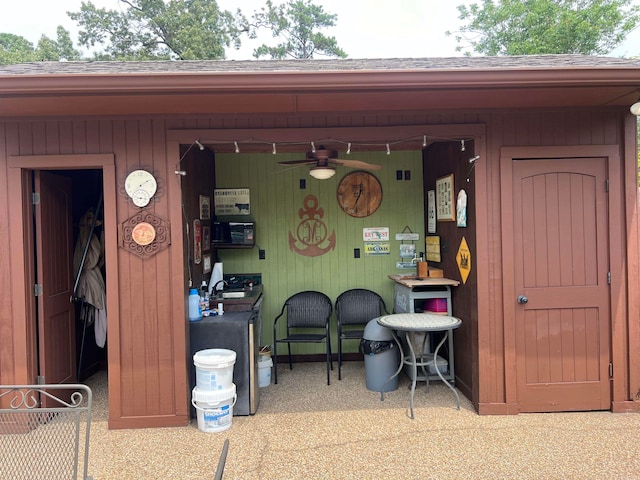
[[193, 349, 236, 391], [192, 384, 237, 433], [258, 358, 273, 388]]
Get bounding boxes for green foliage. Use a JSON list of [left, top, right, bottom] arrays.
[[449, 0, 640, 56], [0, 28, 81, 65], [248, 0, 346, 59], [67, 0, 247, 60]]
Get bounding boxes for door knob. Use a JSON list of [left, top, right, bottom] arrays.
[[517, 295, 528, 304]]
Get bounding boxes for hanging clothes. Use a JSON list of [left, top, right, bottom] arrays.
[[73, 209, 107, 347]]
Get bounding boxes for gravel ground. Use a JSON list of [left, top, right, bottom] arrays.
[[85, 363, 640, 480]]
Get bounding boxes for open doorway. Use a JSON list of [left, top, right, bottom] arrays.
[[33, 169, 108, 400]]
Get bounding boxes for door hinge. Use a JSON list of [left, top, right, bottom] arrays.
[[32, 192, 40, 205], [607, 272, 611, 285], [36, 375, 45, 385], [609, 363, 613, 379], [605, 178, 609, 192], [34, 284, 43, 296]]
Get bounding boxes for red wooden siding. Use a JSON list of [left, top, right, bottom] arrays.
[[0, 105, 638, 426]]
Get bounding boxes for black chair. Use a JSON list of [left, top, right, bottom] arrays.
[[214, 439, 229, 480], [273, 291, 333, 385], [335, 288, 388, 380]]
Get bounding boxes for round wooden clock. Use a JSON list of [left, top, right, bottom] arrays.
[[336, 171, 383, 218]]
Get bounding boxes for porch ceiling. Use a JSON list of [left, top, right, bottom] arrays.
[[1, 56, 639, 118]]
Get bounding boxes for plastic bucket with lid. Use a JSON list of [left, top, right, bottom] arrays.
[[192, 384, 237, 433], [193, 349, 236, 391]]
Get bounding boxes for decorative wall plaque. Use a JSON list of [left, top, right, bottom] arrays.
[[119, 212, 171, 259]]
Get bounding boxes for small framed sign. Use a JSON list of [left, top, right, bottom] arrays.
[[202, 253, 212, 274], [214, 188, 251, 216], [427, 190, 436, 233], [199, 195, 211, 220], [202, 225, 210, 251], [436, 174, 455, 221]]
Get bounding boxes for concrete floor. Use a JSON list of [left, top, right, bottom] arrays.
[[85, 362, 640, 479]]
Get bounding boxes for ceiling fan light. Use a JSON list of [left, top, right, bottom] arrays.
[[309, 166, 336, 179], [630, 101, 640, 116]]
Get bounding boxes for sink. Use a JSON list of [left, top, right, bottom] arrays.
[[221, 290, 246, 299]]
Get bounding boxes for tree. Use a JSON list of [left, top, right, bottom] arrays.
[[247, 0, 346, 59], [449, 0, 640, 56], [67, 0, 248, 60], [0, 28, 81, 65], [0, 34, 35, 65]]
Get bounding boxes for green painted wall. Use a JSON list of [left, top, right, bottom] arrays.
[[215, 150, 424, 354]]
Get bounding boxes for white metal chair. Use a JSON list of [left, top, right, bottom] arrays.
[[0, 384, 93, 480]]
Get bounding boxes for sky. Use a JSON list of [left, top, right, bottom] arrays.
[[0, 0, 639, 59]]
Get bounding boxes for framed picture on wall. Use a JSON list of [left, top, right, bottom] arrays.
[[199, 195, 211, 220], [202, 253, 212, 274], [427, 190, 436, 233], [435, 174, 455, 221], [202, 226, 210, 251]]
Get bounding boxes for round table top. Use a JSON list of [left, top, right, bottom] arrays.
[[377, 313, 462, 331]]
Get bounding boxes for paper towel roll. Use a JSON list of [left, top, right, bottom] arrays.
[[208, 262, 223, 295]]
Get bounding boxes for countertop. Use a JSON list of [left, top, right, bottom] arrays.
[[388, 274, 460, 288], [211, 284, 263, 312]]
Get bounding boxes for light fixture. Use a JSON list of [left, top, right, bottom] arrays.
[[422, 135, 427, 147], [631, 98, 640, 116], [272, 143, 277, 155], [311, 141, 316, 152], [195, 139, 205, 150], [309, 166, 336, 179], [346, 143, 351, 155], [234, 141, 240, 153], [386, 143, 391, 155], [460, 140, 466, 151]]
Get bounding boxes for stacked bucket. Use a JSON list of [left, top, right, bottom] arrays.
[[192, 348, 237, 433]]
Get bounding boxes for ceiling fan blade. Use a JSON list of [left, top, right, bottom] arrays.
[[330, 158, 383, 170], [277, 159, 316, 166]]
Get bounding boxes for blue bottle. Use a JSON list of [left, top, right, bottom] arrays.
[[188, 288, 201, 321]]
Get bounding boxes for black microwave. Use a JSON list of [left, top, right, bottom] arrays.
[[212, 221, 255, 245]]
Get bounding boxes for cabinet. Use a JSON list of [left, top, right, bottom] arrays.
[[388, 275, 460, 384], [189, 308, 261, 416]]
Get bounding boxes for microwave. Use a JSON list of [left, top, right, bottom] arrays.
[[212, 221, 255, 245]]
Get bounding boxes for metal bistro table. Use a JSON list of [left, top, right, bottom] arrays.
[[377, 313, 462, 418]]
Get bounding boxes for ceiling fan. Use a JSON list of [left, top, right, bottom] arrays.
[[277, 146, 382, 179]]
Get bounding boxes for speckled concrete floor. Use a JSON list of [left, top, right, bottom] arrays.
[[85, 363, 640, 480]]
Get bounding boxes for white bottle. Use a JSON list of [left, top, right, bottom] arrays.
[[200, 281, 210, 316], [188, 288, 201, 321]]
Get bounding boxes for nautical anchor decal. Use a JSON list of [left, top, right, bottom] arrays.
[[289, 195, 336, 257]]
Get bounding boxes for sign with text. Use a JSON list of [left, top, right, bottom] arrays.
[[214, 188, 250, 216], [363, 227, 389, 242], [365, 242, 390, 255]]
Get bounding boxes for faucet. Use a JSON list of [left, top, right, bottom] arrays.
[[213, 280, 228, 293], [410, 254, 423, 264]]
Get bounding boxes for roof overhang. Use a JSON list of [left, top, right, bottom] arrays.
[[1, 58, 639, 118]]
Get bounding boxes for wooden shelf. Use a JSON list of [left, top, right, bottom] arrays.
[[211, 243, 255, 249]]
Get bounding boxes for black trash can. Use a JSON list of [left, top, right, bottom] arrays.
[[359, 318, 399, 392]]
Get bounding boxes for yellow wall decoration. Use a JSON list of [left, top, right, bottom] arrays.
[[456, 236, 471, 284]]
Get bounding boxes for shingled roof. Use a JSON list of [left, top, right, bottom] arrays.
[[2, 54, 640, 76]]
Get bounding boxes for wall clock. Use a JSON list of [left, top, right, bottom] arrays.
[[125, 169, 158, 207], [336, 171, 383, 218]]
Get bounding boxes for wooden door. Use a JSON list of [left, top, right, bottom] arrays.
[[34, 171, 76, 389], [512, 157, 610, 412]]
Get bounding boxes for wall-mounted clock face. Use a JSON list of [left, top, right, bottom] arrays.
[[336, 171, 383, 218], [125, 169, 157, 207]]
